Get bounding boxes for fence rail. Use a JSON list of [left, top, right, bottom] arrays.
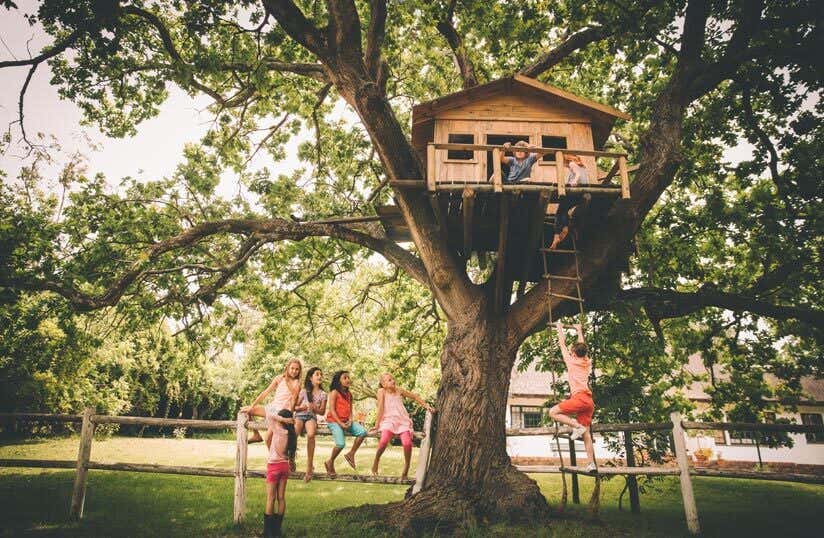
[[2, 411, 822, 534]]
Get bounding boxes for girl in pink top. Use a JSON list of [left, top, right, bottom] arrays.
[[369, 373, 435, 480], [246, 360, 302, 466], [549, 322, 597, 473]]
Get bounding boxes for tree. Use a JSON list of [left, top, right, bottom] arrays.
[[1, 0, 821, 532]]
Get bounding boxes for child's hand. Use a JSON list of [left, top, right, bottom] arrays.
[[503, 142, 511, 148], [574, 323, 583, 332], [278, 416, 295, 425], [240, 405, 252, 413], [555, 320, 564, 328], [368, 426, 379, 434]]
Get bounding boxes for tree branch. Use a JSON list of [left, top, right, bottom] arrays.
[[520, 25, 613, 78], [365, 0, 387, 80], [436, 0, 478, 89], [261, 0, 328, 57], [1, 218, 429, 312], [610, 286, 824, 327], [0, 25, 87, 68]]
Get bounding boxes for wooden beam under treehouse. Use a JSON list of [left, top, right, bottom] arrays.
[[494, 196, 511, 313], [462, 187, 475, 257]]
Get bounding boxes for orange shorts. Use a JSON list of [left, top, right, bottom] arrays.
[[557, 391, 594, 426]]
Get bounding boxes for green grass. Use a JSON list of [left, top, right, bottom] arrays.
[[1, 436, 822, 537]]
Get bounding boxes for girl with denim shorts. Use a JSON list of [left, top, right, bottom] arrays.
[[294, 367, 327, 481]]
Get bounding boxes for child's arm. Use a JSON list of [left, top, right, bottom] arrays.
[[313, 392, 327, 415], [399, 388, 436, 413], [574, 323, 585, 344], [327, 390, 341, 424], [249, 375, 281, 407], [369, 388, 386, 433], [555, 320, 570, 359], [239, 404, 266, 417], [501, 142, 512, 164]]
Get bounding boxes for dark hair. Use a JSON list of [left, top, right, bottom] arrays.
[[304, 367, 324, 400], [277, 409, 297, 459], [330, 370, 349, 394], [572, 342, 588, 358]]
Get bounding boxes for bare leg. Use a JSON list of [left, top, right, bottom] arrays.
[[276, 477, 287, 516], [244, 405, 266, 443], [582, 429, 596, 463], [304, 420, 317, 481], [346, 435, 366, 463], [265, 480, 276, 515], [549, 404, 581, 429], [371, 443, 388, 475], [326, 445, 342, 477], [401, 446, 412, 480]]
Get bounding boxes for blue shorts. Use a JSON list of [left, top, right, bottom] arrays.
[[327, 421, 367, 448]]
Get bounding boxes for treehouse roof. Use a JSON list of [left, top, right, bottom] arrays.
[[412, 74, 631, 149]]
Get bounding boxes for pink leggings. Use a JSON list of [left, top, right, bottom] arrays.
[[378, 430, 412, 451]]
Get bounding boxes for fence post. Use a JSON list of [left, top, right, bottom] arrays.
[[70, 407, 95, 520], [412, 410, 434, 494], [568, 438, 580, 504], [624, 430, 641, 514], [233, 411, 249, 524], [671, 412, 700, 535]]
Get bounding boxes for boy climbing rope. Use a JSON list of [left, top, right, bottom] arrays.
[[549, 321, 597, 473]]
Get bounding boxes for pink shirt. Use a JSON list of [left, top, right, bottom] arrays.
[[266, 411, 289, 464], [379, 390, 413, 434], [564, 352, 591, 396], [271, 376, 298, 411]]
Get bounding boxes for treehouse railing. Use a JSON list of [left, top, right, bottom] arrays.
[[2, 411, 822, 534], [425, 142, 631, 199]]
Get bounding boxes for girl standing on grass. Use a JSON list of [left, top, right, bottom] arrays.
[[369, 373, 435, 480], [240, 405, 297, 538], [294, 367, 327, 482], [324, 370, 367, 478]]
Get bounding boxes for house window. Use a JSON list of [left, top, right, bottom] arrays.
[[801, 413, 824, 444], [511, 405, 544, 429], [729, 412, 776, 445], [541, 135, 568, 162], [447, 133, 475, 160]]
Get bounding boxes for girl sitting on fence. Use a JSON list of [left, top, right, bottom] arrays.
[[240, 405, 297, 538], [369, 373, 435, 480], [294, 367, 327, 482], [246, 360, 302, 462], [324, 370, 367, 478]]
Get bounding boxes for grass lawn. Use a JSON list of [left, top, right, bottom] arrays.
[[1, 435, 822, 537]]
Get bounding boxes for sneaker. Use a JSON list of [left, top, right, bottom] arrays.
[[570, 425, 587, 440], [584, 462, 598, 474]]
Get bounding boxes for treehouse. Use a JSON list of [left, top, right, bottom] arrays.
[[378, 74, 632, 289]]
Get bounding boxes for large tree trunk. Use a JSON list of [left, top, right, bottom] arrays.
[[351, 312, 550, 534]]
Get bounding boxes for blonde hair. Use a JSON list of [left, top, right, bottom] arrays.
[[565, 154, 585, 166], [283, 359, 303, 379]]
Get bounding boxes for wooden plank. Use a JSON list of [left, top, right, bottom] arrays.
[[87, 461, 235, 477], [689, 468, 824, 485], [512, 74, 632, 120], [432, 142, 626, 158], [671, 412, 701, 535], [515, 464, 562, 473], [492, 148, 502, 192], [0, 458, 77, 469], [92, 415, 236, 429], [561, 466, 680, 476], [598, 160, 620, 184], [233, 412, 248, 524], [0, 412, 83, 423], [390, 180, 427, 188], [431, 184, 621, 195], [426, 144, 436, 191], [682, 421, 824, 434], [555, 151, 566, 196], [494, 196, 511, 313], [520, 191, 550, 287], [70, 407, 95, 520], [619, 155, 630, 198], [462, 188, 475, 257], [412, 411, 435, 494], [568, 438, 580, 504]]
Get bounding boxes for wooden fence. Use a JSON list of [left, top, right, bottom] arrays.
[[0, 409, 434, 524], [2, 411, 823, 534]]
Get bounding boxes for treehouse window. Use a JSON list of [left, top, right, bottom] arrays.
[[540, 136, 568, 163], [801, 413, 824, 444], [511, 405, 543, 429], [486, 134, 530, 180], [447, 133, 475, 161]]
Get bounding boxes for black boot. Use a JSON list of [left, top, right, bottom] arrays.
[[263, 513, 275, 538], [273, 513, 283, 537]]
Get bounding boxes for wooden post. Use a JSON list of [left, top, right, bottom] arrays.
[[70, 407, 95, 520], [624, 430, 641, 513], [462, 187, 475, 257], [671, 412, 700, 535], [426, 144, 436, 191], [618, 156, 630, 199], [412, 410, 434, 494], [568, 438, 580, 504], [492, 148, 502, 192], [233, 411, 249, 524], [555, 151, 566, 196]]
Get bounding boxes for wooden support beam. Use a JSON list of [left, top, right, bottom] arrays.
[[428, 193, 448, 234], [619, 155, 630, 199], [624, 430, 641, 514], [70, 407, 95, 520], [671, 412, 701, 535], [520, 191, 550, 290], [233, 412, 249, 524], [598, 160, 621, 183], [492, 148, 502, 192], [432, 142, 627, 159], [560, 466, 680, 476], [555, 151, 566, 197], [426, 144, 436, 191], [494, 196, 511, 313], [568, 438, 580, 504], [462, 188, 475, 257], [412, 411, 435, 494]]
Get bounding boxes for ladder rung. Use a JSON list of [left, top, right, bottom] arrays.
[[549, 324, 580, 330], [549, 292, 584, 302], [542, 274, 581, 281], [540, 248, 579, 254]]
